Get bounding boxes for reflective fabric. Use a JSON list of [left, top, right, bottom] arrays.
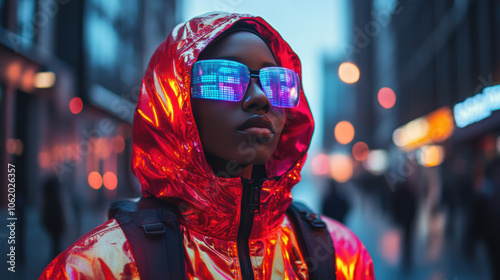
[[39, 219, 140, 280], [40, 12, 375, 280], [191, 59, 300, 108]]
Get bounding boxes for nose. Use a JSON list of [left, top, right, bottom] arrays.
[[242, 78, 271, 113]]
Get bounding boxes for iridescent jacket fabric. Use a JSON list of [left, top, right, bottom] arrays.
[[40, 12, 375, 280]]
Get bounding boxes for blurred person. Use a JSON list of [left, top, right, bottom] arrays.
[[390, 179, 417, 272], [466, 157, 500, 279], [40, 13, 374, 279], [322, 179, 351, 224], [41, 176, 66, 260]]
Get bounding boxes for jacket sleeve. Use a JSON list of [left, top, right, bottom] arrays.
[[39, 219, 140, 280], [322, 216, 375, 280]]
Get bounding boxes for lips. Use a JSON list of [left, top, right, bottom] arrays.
[[238, 115, 275, 136]]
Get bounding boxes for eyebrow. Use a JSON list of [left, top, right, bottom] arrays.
[[215, 56, 278, 69]]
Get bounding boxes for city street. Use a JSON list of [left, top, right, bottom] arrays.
[[345, 183, 492, 280]]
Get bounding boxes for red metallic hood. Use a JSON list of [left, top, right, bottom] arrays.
[[131, 12, 314, 240]]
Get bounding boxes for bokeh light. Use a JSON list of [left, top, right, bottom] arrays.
[[69, 97, 83, 114], [6, 139, 17, 154], [6, 138, 23, 155], [392, 118, 429, 148], [21, 68, 35, 92], [103, 172, 118, 190], [352, 141, 369, 161], [88, 171, 102, 189], [334, 121, 355, 145], [112, 135, 126, 153], [363, 150, 389, 175], [14, 139, 23, 155], [311, 153, 330, 175], [99, 138, 112, 159], [329, 154, 353, 183], [378, 87, 396, 109], [7, 62, 21, 83], [34, 72, 56, 88], [38, 151, 51, 169], [379, 229, 401, 264], [338, 62, 360, 84], [418, 145, 445, 167]]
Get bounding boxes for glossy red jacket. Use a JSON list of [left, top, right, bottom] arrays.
[[40, 12, 375, 280]]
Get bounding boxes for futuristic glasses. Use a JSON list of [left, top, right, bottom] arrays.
[[191, 59, 300, 108]]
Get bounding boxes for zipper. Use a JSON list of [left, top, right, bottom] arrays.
[[237, 178, 263, 280]]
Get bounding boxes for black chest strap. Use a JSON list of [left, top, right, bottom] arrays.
[[109, 197, 186, 280], [109, 199, 336, 280], [287, 201, 337, 280]]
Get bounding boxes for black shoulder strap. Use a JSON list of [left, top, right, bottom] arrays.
[[109, 197, 186, 280], [287, 201, 337, 280]]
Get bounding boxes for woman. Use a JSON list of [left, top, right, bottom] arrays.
[[40, 12, 374, 279]]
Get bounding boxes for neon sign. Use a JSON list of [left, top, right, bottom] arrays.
[[454, 85, 500, 128]]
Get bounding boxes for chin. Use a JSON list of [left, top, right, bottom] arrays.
[[234, 142, 276, 164], [249, 155, 272, 165], [245, 150, 275, 165]]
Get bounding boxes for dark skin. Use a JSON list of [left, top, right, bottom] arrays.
[[191, 32, 286, 180]]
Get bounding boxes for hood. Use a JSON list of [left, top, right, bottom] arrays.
[[131, 12, 314, 240]]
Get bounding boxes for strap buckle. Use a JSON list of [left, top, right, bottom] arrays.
[[303, 212, 326, 228], [142, 222, 166, 235]]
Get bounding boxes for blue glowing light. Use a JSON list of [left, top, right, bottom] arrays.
[[453, 85, 500, 128]]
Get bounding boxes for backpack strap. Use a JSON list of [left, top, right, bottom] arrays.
[[287, 201, 337, 280], [109, 197, 186, 280]]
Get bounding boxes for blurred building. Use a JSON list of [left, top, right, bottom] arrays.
[[321, 55, 357, 152], [320, 0, 500, 278], [347, 0, 500, 198], [392, 0, 500, 146], [0, 0, 178, 277], [321, 0, 500, 182]]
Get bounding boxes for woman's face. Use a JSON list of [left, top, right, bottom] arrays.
[[191, 31, 286, 176]]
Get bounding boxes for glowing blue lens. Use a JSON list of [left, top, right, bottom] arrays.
[[191, 59, 300, 108], [191, 60, 250, 102], [259, 67, 300, 108]]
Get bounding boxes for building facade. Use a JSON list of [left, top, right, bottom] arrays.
[[0, 1, 178, 278]]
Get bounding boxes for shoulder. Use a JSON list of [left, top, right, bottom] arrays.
[[321, 216, 376, 280], [39, 218, 140, 280]]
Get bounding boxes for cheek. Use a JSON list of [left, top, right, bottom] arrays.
[[191, 100, 239, 144], [271, 108, 287, 135]]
